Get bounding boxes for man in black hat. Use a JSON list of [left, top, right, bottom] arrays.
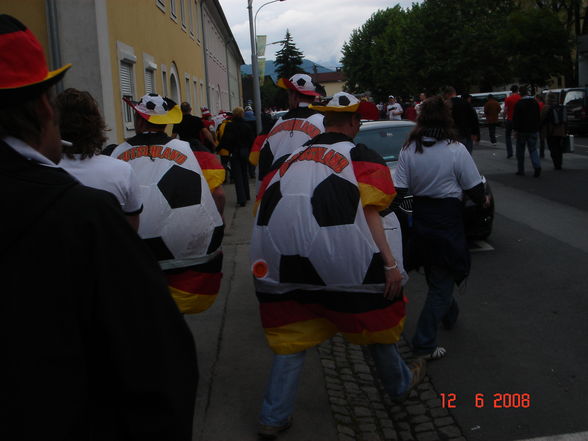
[[0, 15, 198, 440]]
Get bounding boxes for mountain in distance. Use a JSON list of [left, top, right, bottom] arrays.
[[241, 59, 334, 82]]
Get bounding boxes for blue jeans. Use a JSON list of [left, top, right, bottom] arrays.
[[515, 132, 541, 173], [259, 344, 411, 426], [504, 120, 514, 156], [412, 265, 458, 354]]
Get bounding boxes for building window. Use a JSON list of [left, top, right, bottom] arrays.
[[193, 78, 198, 109], [120, 61, 135, 125], [194, 0, 200, 41], [170, 0, 177, 20], [144, 69, 155, 94], [180, 0, 186, 29], [188, 0, 194, 37], [184, 75, 191, 103], [170, 74, 179, 104], [161, 65, 168, 97], [156, 0, 166, 12], [117, 41, 137, 133], [143, 54, 157, 94]]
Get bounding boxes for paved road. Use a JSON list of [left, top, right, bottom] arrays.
[[187, 130, 588, 441], [413, 129, 588, 441]]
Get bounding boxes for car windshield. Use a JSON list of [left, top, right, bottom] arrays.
[[563, 90, 585, 107], [470, 96, 487, 107], [354, 125, 413, 162]]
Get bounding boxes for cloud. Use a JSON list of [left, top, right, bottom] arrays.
[[218, 0, 414, 68]]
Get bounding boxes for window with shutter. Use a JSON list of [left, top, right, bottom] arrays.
[[120, 61, 135, 124], [145, 69, 155, 94]]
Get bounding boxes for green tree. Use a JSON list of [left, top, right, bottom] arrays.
[[274, 30, 304, 79], [402, 0, 514, 93], [499, 7, 571, 87]]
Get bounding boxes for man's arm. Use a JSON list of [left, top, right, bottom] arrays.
[[200, 127, 215, 150], [126, 213, 140, 231], [211, 185, 225, 218], [364, 205, 403, 300]]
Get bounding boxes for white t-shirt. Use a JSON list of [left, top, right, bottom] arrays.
[[394, 140, 482, 200], [59, 154, 143, 215], [387, 103, 403, 120]]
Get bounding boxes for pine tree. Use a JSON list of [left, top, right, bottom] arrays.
[[274, 30, 304, 79]]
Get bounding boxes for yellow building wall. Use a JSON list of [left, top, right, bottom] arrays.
[[324, 82, 345, 98], [1, 1, 49, 63], [107, 0, 206, 141]]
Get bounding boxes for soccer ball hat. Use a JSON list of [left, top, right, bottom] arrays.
[[123, 93, 182, 125], [0, 15, 71, 105], [309, 92, 360, 113], [277, 73, 320, 96]]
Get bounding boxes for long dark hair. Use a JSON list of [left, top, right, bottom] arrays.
[[403, 95, 458, 153]]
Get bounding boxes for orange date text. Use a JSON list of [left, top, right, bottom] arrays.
[[440, 393, 531, 408]]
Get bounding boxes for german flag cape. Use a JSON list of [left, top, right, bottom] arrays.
[[250, 132, 405, 354]]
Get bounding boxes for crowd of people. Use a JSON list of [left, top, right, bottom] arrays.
[[1, 13, 565, 441]]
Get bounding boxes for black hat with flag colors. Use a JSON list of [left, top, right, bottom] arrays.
[[277, 73, 320, 97], [309, 92, 360, 113], [0, 14, 71, 103]]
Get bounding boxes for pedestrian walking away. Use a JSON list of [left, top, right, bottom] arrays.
[[218, 106, 255, 207], [512, 85, 542, 177], [443, 86, 478, 154], [111, 94, 225, 314], [250, 92, 426, 440], [173, 101, 216, 151], [484, 94, 501, 145], [540, 92, 566, 170], [56, 88, 143, 230], [503, 85, 521, 158], [252, 73, 325, 185], [393, 96, 489, 361], [0, 14, 198, 441]]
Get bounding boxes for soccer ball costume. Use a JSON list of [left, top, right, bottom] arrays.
[[251, 93, 406, 355], [113, 94, 223, 314], [251, 74, 325, 182]]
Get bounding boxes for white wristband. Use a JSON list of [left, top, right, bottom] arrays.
[[384, 262, 398, 271]]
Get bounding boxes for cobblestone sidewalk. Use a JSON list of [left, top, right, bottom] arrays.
[[317, 335, 466, 441]]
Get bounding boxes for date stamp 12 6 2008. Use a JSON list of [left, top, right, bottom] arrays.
[[440, 393, 531, 409]]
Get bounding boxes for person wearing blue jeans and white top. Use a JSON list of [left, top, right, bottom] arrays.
[[394, 96, 489, 361]]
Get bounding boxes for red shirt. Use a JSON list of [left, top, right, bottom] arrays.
[[504, 93, 521, 120]]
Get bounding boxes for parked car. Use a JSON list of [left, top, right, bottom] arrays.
[[354, 120, 495, 240], [562, 88, 588, 134], [271, 110, 288, 120], [468, 91, 511, 124]]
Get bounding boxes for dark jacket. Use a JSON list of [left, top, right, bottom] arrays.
[[219, 116, 255, 154], [450, 96, 479, 138], [1, 141, 198, 440], [512, 97, 540, 132], [407, 197, 470, 284]]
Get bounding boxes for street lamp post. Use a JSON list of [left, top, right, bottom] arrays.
[[247, 0, 286, 134]]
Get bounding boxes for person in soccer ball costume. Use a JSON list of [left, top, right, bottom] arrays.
[[112, 94, 224, 314], [251, 92, 426, 440], [251, 73, 325, 184]]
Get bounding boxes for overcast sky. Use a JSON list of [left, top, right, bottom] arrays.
[[217, 0, 415, 69]]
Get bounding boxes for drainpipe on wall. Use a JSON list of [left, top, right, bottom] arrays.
[[45, 0, 64, 94], [225, 38, 234, 110], [200, 0, 212, 112]]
